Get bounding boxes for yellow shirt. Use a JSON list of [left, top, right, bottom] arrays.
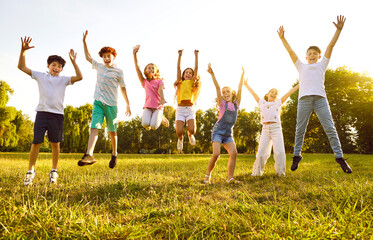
[[177, 80, 194, 104]]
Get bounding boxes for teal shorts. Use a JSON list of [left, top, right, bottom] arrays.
[[91, 100, 118, 132]]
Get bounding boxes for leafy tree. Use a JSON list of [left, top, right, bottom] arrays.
[[234, 108, 261, 153]]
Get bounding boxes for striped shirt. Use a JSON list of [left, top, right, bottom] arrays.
[[92, 59, 125, 106]]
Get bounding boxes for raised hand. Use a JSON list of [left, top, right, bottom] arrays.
[[194, 49, 199, 54], [133, 45, 140, 54], [207, 63, 213, 74], [21, 36, 35, 51], [243, 77, 249, 87], [333, 15, 346, 30], [178, 49, 183, 55], [277, 26, 285, 39], [242, 66, 245, 75], [69, 49, 77, 62], [83, 30, 88, 42]]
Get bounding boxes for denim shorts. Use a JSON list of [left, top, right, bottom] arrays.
[[33, 111, 64, 144], [211, 132, 234, 144], [91, 100, 118, 132]]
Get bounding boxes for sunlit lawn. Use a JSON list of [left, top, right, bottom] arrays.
[[0, 152, 372, 239]]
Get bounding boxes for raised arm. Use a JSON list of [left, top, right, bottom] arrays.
[[236, 67, 244, 105], [120, 87, 131, 117], [17, 36, 34, 76], [277, 26, 298, 64], [207, 63, 222, 105], [325, 15, 346, 59], [280, 84, 299, 104], [82, 30, 93, 64], [243, 77, 260, 103], [194, 50, 199, 77], [69, 49, 83, 84], [174, 49, 183, 88], [133, 45, 145, 85]]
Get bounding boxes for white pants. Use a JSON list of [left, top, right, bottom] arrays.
[[142, 108, 163, 130], [252, 122, 286, 176]]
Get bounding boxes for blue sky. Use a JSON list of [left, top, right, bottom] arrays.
[[1, 0, 372, 121]]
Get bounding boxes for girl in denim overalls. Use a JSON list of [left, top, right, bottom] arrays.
[[244, 79, 299, 176], [203, 64, 244, 184]]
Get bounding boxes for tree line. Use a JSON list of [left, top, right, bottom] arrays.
[[0, 67, 372, 154]]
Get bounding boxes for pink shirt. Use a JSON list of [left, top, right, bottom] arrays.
[[143, 79, 164, 109], [218, 100, 239, 122]]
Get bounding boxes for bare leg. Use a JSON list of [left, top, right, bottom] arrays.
[[50, 142, 60, 169], [28, 143, 42, 171], [175, 120, 185, 140], [86, 128, 99, 156], [186, 119, 196, 137], [223, 142, 238, 180], [206, 142, 221, 176], [109, 131, 118, 156]]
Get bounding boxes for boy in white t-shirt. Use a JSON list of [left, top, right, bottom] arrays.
[[278, 15, 352, 174], [18, 36, 83, 186]]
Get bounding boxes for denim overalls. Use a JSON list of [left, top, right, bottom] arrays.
[[211, 100, 238, 144]]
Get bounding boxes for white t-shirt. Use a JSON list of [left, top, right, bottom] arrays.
[[31, 71, 72, 115], [92, 59, 125, 106], [259, 99, 282, 124], [295, 57, 330, 99]]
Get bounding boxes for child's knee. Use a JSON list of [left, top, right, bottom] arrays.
[[212, 153, 220, 159]]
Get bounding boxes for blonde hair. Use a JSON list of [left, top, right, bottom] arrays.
[[222, 86, 237, 102], [144, 63, 161, 80], [264, 88, 279, 101]]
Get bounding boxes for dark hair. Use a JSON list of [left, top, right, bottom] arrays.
[[307, 46, 321, 54], [47, 55, 66, 67], [99, 47, 117, 58]]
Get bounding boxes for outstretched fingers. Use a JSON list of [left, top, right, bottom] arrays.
[[333, 15, 346, 30], [277, 26, 285, 38]]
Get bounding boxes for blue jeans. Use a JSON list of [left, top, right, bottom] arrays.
[[294, 95, 343, 158]]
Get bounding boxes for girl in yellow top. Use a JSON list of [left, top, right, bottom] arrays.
[[173, 49, 201, 151]]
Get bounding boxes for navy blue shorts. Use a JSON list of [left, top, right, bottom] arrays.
[[33, 111, 64, 144]]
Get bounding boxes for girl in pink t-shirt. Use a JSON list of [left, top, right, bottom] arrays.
[[133, 45, 169, 130]]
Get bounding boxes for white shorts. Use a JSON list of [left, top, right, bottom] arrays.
[[175, 106, 195, 122]]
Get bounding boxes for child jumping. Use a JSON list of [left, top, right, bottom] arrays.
[[244, 79, 299, 176], [174, 49, 201, 151], [133, 45, 169, 130], [78, 30, 131, 169], [204, 64, 244, 184], [18, 36, 83, 185], [278, 15, 352, 173]]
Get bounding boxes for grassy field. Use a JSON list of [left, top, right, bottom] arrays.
[[0, 153, 372, 239]]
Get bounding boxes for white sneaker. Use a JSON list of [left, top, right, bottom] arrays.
[[49, 170, 58, 184], [203, 174, 211, 184], [177, 137, 183, 150], [23, 171, 36, 186], [189, 135, 196, 145]]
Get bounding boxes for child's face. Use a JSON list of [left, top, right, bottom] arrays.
[[183, 69, 194, 80], [102, 52, 115, 67], [222, 87, 233, 102], [144, 64, 157, 79], [306, 49, 321, 64], [48, 61, 63, 76], [267, 89, 278, 102]]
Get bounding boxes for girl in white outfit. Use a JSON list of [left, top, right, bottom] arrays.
[[244, 79, 299, 176]]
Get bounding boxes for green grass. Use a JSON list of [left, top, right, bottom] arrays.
[[0, 153, 372, 239]]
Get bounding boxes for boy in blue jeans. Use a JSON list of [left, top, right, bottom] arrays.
[[78, 30, 131, 168], [278, 15, 352, 173], [18, 36, 83, 186]]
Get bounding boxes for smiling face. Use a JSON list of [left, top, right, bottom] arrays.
[[266, 88, 279, 102], [144, 63, 159, 80], [306, 49, 321, 64], [182, 68, 194, 80], [102, 52, 115, 67], [222, 87, 233, 102], [48, 61, 63, 76]]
